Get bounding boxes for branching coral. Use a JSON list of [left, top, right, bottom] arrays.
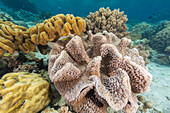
[[48, 31, 152, 113], [85, 7, 129, 38], [0, 14, 86, 56], [0, 72, 51, 113]]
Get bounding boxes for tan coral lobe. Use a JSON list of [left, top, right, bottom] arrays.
[[48, 31, 152, 113]]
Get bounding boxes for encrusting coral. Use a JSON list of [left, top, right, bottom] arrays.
[[0, 14, 86, 56], [85, 7, 129, 38], [0, 72, 51, 113], [48, 30, 152, 113]]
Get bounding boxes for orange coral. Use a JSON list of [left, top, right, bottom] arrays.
[[29, 14, 86, 45], [0, 20, 32, 55], [0, 14, 86, 56]]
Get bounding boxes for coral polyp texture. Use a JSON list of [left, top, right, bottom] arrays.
[[0, 14, 86, 56], [29, 14, 86, 45], [85, 7, 130, 38], [0, 72, 51, 113], [48, 31, 152, 113]]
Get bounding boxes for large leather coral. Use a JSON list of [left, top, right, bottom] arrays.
[[85, 7, 129, 38], [0, 72, 51, 113], [48, 31, 152, 113], [29, 14, 86, 45]]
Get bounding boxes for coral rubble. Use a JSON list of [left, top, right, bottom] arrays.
[[48, 31, 152, 113], [0, 72, 51, 113], [85, 7, 129, 38]]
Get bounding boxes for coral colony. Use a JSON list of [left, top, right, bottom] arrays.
[[0, 7, 152, 113]]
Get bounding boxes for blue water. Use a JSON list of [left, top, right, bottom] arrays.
[[0, 0, 170, 21], [30, 0, 170, 19]]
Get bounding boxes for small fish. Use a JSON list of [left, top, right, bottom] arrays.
[[58, 35, 69, 41], [58, 33, 75, 41], [4, 53, 10, 56], [47, 42, 55, 48]]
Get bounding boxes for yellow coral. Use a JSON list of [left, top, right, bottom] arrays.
[[0, 21, 31, 55], [29, 14, 86, 45], [0, 14, 86, 56], [0, 72, 51, 113]]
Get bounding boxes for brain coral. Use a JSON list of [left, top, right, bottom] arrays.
[[0, 14, 86, 56], [0, 72, 51, 113], [85, 7, 129, 38], [48, 31, 152, 113]]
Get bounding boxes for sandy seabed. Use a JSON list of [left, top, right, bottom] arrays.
[[142, 62, 170, 113]]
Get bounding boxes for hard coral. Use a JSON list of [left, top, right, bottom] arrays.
[[29, 14, 86, 45], [0, 72, 51, 113], [142, 21, 170, 52], [0, 14, 86, 56], [48, 31, 152, 113], [0, 20, 35, 55], [86, 7, 129, 38], [0, 11, 13, 21]]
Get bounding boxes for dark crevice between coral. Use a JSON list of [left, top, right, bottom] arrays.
[[80, 86, 88, 93], [127, 101, 131, 105], [85, 89, 104, 108], [101, 54, 114, 76]]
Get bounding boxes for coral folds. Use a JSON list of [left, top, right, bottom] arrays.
[[0, 20, 32, 55], [0, 14, 86, 56], [48, 31, 152, 113], [29, 14, 86, 45]]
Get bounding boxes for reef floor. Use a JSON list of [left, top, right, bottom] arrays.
[[142, 62, 170, 113]]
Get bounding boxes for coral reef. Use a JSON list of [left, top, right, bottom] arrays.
[[149, 50, 170, 65], [48, 31, 152, 113], [130, 33, 142, 42], [0, 72, 51, 113], [0, 20, 33, 55], [137, 95, 153, 113], [13, 64, 38, 72], [29, 14, 86, 45], [129, 22, 151, 34], [130, 39, 151, 65], [0, 51, 23, 75], [0, 14, 86, 56], [0, 11, 13, 21], [152, 26, 170, 52], [11, 9, 40, 22], [85, 7, 129, 38], [0, 0, 38, 14], [142, 21, 170, 52]]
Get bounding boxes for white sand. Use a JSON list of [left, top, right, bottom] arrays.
[[141, 62, 170, 113]]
